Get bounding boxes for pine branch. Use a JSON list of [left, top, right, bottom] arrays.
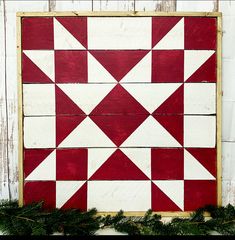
[[0, 200, 235, 235]]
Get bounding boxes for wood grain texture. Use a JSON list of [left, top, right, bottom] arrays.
[[135, 0, 176, 12], [0, 0, 49, 201], [217, 14, 222, 206], [0, 0, 11, 200], [92, 0, 134, 11]]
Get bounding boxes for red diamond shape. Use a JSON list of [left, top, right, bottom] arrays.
[[90, 84, 149, 146]]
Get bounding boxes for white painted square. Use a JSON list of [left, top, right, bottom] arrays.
[[88, 181, 151, 211], [23, 84, 55, 116], [184, 116, 216, 147], [24, 116, 56, 148], [184, 83, 216, 114], [88, 17, 151, 49]]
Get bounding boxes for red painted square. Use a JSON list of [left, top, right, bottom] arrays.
[[55, 50, 87, 83], [24, 181, 56, 209], [184, 180, 217, 211], [185, 17, 217, 50], [152, 50, 184, 82], [22, 17, 54, 50], [151, 148, 184, 180], [56, 149, 88, 180]]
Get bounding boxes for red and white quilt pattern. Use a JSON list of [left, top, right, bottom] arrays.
[[22, 16, 218, 212]]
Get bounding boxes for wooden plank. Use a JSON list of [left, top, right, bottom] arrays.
[[48, 0, 56, 11], [1, 0, 49, 201], [222, 101, 235, 142], [135, 0, 176, 12], [222, 142, 235, 181], [54, 0, 92, 11], [217, 14, 222, 206], [0, 0, 11, 200], [16, 11, 222, 17], [176, 0, 217, 12], [219, 0, 235, 17], [96, 211, 210, 217], [92, 0, 134, 11], [222, 180, 235, 205], [17, 15, 23, 206]]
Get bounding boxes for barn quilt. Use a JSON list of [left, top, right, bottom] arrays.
[[20, 15, 219, 213]]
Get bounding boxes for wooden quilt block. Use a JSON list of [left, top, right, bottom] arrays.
[[18, 13, 222, 215]]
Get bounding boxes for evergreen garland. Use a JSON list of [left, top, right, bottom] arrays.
[[0, 200, 235, 235]]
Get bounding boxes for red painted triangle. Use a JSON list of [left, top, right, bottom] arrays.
[[151, 182, 182, 211], [152, 17, 182, 48], [56, 85, 85, 115], [61, 183, 87, 211], [186, 148, 216, 177], [153, 115, 183, 146], [153, 85, 184, 115], [90, 149, 149, 180], [91, 84, 149, 115], [90, 50, 149, 81], [186, 53, 216, 83], [90, 114, 148, 147], [24, 149, 54, 178], [56, 116, 86, 146], [22, 53, 53, 83], [56, 17, 87, 48]]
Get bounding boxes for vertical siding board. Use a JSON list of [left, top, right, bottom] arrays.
[[53, 0, 92, 11], [93, 0, 135, 11], [0, 1, 49, 200], [219, 0, 235, 205], [0, 0, 11, 199], [135, 0, 176, 12], [176, 0, 216, 12]]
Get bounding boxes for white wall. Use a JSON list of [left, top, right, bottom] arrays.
[[0, 0, 235, 206]]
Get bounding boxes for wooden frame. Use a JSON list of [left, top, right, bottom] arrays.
[[17, 11, 222, 217]]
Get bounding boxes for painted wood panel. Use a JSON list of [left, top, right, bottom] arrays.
[[1, 0, 235, 211], [18, 13, 220, 214]]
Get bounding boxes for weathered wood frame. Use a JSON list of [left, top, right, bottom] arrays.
[[17, 11, 222, 217]]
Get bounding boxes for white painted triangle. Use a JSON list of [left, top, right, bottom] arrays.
[[154, 18, 184, 49], [56, 181, 85, 208], [57, 83, 115, 115], [120, 51, 151, 83], [121, 116, 181, 147], [184, 149, 215, 180], [122, 83, 181, 113], [24, 50, 55, 81], [25, 150, 56, 181], [121, 148, 151, 178], [88, 53, 117, 83], [54, 18, 85, 50], [184, 50, 215, 81], [59, 117, 116, 148], [88, 148, 116, 178], [153, 180, 184, 210]]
